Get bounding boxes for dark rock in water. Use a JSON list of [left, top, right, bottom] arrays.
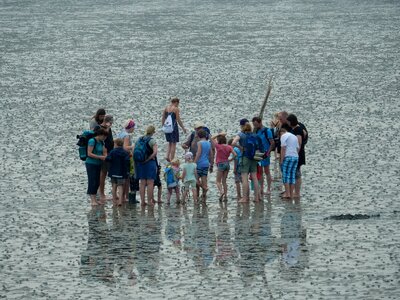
[[325, 214, 380, 221]]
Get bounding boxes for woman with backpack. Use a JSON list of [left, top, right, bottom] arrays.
[[161, 97, 187, 162], [85, 128, 108, 206], [134, 125, 158, 206]]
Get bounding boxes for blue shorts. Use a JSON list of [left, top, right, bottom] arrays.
[[281, 156, 298, 184], [259, 157, 271, 167], [217, 161, 230, 172], [197, 167, 209, 177]]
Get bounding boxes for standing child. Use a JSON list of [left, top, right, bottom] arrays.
[[228, 138, 242, 200], [164, 158, 182, 204], [106, 138, 130, 206], [181, 152, 198, 204], [211, 133, 237, 201], [194, 129, 213, 201]]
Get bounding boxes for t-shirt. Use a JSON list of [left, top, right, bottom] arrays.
[[86, 138, 104, 165], [256, 127, 273, 153], [215, 144, 233, 164], [280, 132, 299, 158], [291, 125, 306, 166], [89, 119, 99, 130], [182, 162, 197, 182]]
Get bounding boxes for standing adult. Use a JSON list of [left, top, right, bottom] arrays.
[[135, 125, 158, 206], [86, 128, 108, 206], [182, 121, 215, 162], [232, 123, 261, 203], [161, 97, 187, 162], [118, 119, 136, 202], [252, 116, 275, 195], [287, 114, 307, 198], [94, 114, 114, 202], [89, 108, 106, 130], [279, 124, 299, 199]]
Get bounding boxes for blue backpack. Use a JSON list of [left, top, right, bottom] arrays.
[[164, 166, 177, 188], [133, 136, 152, 162], [76, 130, 97, 161], [243, 133, 260, 160]]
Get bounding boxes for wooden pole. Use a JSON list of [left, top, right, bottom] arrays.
[[258, 76, 273, 120]]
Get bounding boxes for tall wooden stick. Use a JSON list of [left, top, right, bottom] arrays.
[[258, 76, 273, 120]]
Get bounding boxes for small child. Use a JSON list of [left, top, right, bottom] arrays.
[[181, 152, 198, 203], [106, 138, 130, 206], [228, 138, 242, 200], [164, 158, 182, 204]]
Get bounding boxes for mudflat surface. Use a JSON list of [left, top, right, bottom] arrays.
[[0, 0, 399, 299]]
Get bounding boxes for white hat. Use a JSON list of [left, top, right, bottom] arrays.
[[193, 121, 205, 129]]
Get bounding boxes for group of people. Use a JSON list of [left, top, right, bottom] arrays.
[[83, 97, 307, 207]]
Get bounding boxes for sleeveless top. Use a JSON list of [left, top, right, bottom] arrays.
[[197, 140, 211, 168]]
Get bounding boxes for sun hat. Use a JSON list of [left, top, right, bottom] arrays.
[[193, 121, 205, 129], [211, 131, 227, 139], [184, 152, 193, 160]]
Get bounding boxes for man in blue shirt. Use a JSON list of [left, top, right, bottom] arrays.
[[252, 116, 275, 195]]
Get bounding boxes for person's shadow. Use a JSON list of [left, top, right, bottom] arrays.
[[279, 199, 309, 282], [79, 206, 115, 285], [214, 202, 235, 268]]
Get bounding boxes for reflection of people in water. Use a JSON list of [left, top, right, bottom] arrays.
[[135, 206, 162, 279], [184, 204, 215, 273], [79, 206, 115, 285], [235, 203, 267, 285], [165, 206, 184, 249], [215, 202, 235, 268], [280, 199, 308, 282], [110, 206, 139, 285]]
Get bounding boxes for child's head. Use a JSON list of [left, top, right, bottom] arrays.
[[114, 138, 124, 148], [197, 129, 207, 139], [184, 151, 193, 162], [171, 158, 180, 167], [217, 135, 227, 144]]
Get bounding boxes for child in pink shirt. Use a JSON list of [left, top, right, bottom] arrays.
[[211, 133, 237, 201]]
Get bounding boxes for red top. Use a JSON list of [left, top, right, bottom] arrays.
[[215, 144, 233, 164]]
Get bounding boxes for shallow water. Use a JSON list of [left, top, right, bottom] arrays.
[[1, 0, 399, 299]]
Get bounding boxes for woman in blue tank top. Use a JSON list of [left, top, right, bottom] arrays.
[[194, 129, 213, 201]]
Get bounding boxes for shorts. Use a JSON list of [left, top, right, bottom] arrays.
[[234, 171, 242, 183], [259, 157, 271, 167], [217, 161, 230, 172], [184, 180, 197, 189], [197, 167, 209, 177], [101, 161, 109, 172], [240, 157, 258, 174], [111, 177, 125, 186], [281, 156, 298, 184]]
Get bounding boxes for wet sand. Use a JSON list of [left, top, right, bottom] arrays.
[[1, 0, 399, 299]]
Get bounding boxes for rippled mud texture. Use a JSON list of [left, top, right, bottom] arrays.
[[1, 0, 399, 299]]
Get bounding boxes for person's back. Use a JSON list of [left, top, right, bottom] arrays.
[[182, 162, 197, 182], [281, 132, 299, 158], [197, 140, 211, 168], [107, 147, 130, 179]]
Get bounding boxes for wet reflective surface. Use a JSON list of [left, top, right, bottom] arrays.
[[1, 0, 400, 298]]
